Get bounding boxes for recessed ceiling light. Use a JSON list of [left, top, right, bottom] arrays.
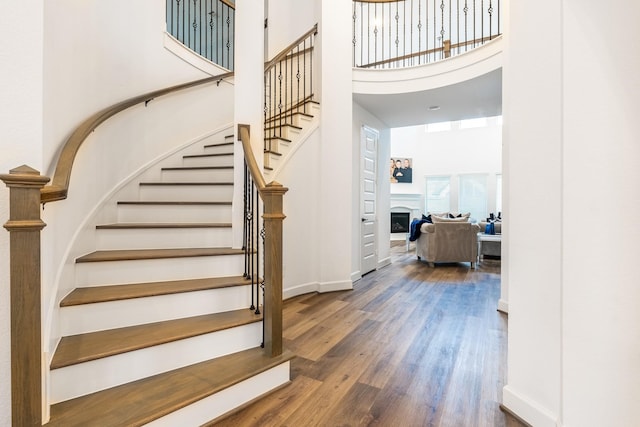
[[428, 105, 440, 111]]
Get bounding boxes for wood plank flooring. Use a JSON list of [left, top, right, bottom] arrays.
[[214, 242, 526, 427]]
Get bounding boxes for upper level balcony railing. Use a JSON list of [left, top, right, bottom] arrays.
[[353, 0, 501, 69], [166, 0, 235, 71]]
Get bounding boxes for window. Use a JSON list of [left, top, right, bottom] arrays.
[[458, 174, 487, 221], [425, 176, 451, 214], [425, 121, 451, 133], [459, 117, 487, 129]]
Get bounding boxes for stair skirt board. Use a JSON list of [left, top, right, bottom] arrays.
[[59, 285, 254, 335], [117, 203, 232, 223], [95, 227, 233, 250], [74, 254, 245, 286], [160, 167, 234, 182], [50, 322, 262, 404], [138, 183, 233, 202], [145, 362, 291, 427]]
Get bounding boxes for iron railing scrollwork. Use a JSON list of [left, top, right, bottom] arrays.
[[264, 24, 318, 154], [353, 0, 501, 69], [166, 0, 235, 71]]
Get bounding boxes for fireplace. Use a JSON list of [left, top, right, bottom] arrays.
[[390, 212, 410, 233]]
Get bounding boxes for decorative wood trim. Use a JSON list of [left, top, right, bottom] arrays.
[[238, 125, 288, 357], [0, 165, 50, 426], [40, 71, 233, 204]]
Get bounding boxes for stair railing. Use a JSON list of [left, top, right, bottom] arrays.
[[353, 0, 501, 69], [1, 72, 233, 425], [264, 24, 318, 153], [238, 124, 287, 358], [166, 0, 235, 71]]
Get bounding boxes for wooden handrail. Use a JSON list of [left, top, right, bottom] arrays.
[[220, 0, 235, 9], [264, 24, 318, 72], [41, 71, 234, 204], [357, 34, 502, 69], [238, 125, 266, 192], [238, 124, 287, 357]]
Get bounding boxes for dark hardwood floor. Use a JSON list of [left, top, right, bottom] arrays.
[[215, 242, 526, 427]]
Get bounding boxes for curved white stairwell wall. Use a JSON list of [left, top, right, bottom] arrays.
[[40, 2, 237, 414]]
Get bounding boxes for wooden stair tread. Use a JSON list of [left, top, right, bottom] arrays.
[[51, 309, 262, 369], [203, 141, 234, 148], [264, 136, 292, 143], [76, 247, 244, 263], [117, 201, 231, 205], [264, 150, 282, 156], [139, 182, 233, 186], [96, 222, 231, 229], [161, 166, 233, 171], [60, 276, 250, 306], [183, 153, 233, 158], [264, 123, 302, 132], [47, 347, 294, 426], [265, 111, 313, 124]]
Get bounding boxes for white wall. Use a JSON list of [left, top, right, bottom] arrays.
[[503, 1, 640, 426], [352, 102, 392, 280], [0, 1, 45, 423], [267, 0, 317, 59], [43, 0, 213, 175], [390, 118, 502, 217]]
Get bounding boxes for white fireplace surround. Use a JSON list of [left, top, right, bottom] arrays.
[[390, 193, 423, 240]]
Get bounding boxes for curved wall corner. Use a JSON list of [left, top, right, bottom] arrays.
[[352, 36, 503, 95]]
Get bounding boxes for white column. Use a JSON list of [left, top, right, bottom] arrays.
[[318, 0, 354, 291], [502, 0, 563, 425], [0, 1, 45, 424], [561, 2, 640, 426], [233, 0, 265, 248]]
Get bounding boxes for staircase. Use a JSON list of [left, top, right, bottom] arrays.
[[47, 133, 293, 426], [263, 99, 321, 178]]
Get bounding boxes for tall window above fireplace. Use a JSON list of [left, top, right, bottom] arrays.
[[390, 212, 410, 233]]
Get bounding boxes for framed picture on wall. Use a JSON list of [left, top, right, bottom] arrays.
[[390, 158, 413, 183]]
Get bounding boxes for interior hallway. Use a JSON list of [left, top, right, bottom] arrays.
[[215, 242, 526, 426]]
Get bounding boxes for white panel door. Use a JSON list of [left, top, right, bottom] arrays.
[[361, 126, 378, 275]]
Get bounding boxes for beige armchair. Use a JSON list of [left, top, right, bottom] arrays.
[[416, 220, 481, 268]]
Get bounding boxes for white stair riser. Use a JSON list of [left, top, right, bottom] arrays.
[[144, 362, 290, 427], [183, 155, 233, 167], [139, 185, 233, 202], [265, 126, 300, 141], [60, 285, 254, 335], [96, 227, 232, 250], [203, 144, 234, 155], [75, 254, 245, 286], [117, 204, 232, 223], [161, 168, 234, 182], [50, 322, 262, 404]]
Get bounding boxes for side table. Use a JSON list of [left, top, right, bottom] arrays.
[[477, 232, 502, 263]]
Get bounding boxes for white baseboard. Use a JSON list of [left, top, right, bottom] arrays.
[[498, 298, 509, 314], [502, 385, 559, 427], [283, 279, 353, 300], [350, 271, 361, 283], [283, 282, 319, 300], [318, 280, 353, 293], [377, 257, 391, 269]]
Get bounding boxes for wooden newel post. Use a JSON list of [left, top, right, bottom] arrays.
[[1, 165, 50, 426], [261, 181, 288, 357], [444, 40, 451, 58]]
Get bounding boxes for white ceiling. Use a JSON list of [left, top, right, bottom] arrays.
[[352, 68, 502, 128]]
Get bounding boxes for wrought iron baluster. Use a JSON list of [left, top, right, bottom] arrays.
[[488, 0, 493, 40], [254, 186, 260, 315], [353, 4, 357, 67]]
